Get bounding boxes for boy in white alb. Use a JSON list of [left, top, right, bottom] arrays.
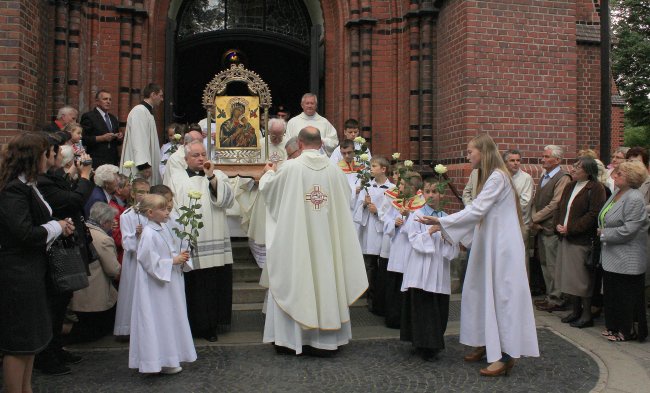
[[336, 139, 364, 213], [353, 156, 393, 315], [401, 179, 459, 361], [329, 119, 372, 164], [382, 172, 425, 328], [129, 194, 196, 374], [113, 178, 150, 337]]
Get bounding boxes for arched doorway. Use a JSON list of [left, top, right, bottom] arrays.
[[167, 0, 322, 125]]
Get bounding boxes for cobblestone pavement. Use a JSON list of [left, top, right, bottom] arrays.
[[26, 328, 597, 393]]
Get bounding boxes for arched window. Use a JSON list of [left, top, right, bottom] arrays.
[[177, 0, 312, 45]]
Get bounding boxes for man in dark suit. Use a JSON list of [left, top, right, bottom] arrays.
[[80, 90, 123, 168]]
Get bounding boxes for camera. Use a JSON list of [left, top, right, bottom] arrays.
[[75, 154, 93, 166]]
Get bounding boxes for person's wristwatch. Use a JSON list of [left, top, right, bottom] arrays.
[[207, 174, 216, 181]]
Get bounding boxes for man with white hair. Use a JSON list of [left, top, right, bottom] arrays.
[[172, 141, 234, 342], [285, 93, 338, 156], [84, 164, 119, 218], [162, 130, 204, 197], [45, 106, 78, 133], [265, 118, 288, 164], [532, 145, 571, 312]]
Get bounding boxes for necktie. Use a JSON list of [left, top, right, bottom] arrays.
[[104, 113, 112, 131]]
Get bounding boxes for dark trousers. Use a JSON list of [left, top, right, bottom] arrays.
[[603, 270, 647, 341], [36, 291, 72, 364], [384, 271, 403, 328], [364, 254, 380, 314], [401, 288, 449, 351], [66, 306, 116, 344], [184, 264, 233, 337]]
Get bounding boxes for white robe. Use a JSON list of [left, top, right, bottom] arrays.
[[120, 104, 162, 185], [114, 208, 148, 335], [384, 206, 414, 273], [403, 208, 459, 294], [329, 143, 371, 164], [173, 170, 234, 269], [438, 170, 539, 362], [353, 179, 394, 255], [129, 221, 196, 373], [285, 112, 338, 156], [259, 149, 368, 337]]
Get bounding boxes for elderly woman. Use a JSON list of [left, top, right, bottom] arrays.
[[68, 202, 121, 343], [84, 164, 119, 218], [606, 147, 630, 192], [0, 132, 75, 393], [554, 157, 606, 328], [625, 147, 650, 290], [599, 160, 650, 342], [35, 133, 94, 375]]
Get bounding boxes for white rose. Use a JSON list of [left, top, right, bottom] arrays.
[[354, 136, 366, 144], [392, 152, 400, 160], [404, 160, 414, 168], [434, 164, 448, 174], [359, 153, 369, 162], [173, 133, 182, 141], [188, 190, 203, 200], [123, 161, 135, 169]]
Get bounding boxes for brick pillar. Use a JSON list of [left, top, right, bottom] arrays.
[[358, 0, 374, 143], [131, 16, 144, 109], [407, 4, 421, 165], [420, 11, 434, 165], [118, 7, 134, 128], [52, 0, 69, 118], [66, 1, 82, 110]]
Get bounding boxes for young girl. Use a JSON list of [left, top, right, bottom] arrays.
[[63, 122, 85, 155], [113, 178, 150, 337], [129, 194, 196, 374], [401, 179, 459, 361], [418, 134, 539, 376], [381, 172, 425, 328]]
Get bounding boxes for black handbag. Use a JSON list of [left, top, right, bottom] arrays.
[[48, 234, 89, 293], [585, 237, 601, 271]]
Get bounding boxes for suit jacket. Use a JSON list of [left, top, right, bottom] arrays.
[[532, 168, 571, 234], [84, 186, 110, 219], [600, 188, 650, 275], [553, 180, 606, 245], [80, 108, 120, 168]]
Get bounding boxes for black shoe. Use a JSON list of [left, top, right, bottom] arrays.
[[419, 348, 440, 362], [561, 313, 580, 323], [35, 360, 71, 376], [203, 335, 218, 342], [303, 345, 337, 357], [58, 349, 82, 364], [570, 319, 594, 329], [273, 344, 298, 355]]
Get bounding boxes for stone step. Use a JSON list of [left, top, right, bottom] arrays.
[[233, 260, 262, 283], [233, 282, 267, 304]]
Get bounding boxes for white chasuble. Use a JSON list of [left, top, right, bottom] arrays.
[[285, 113, 339, 156], [259, 149, 368, 330], [173, 171, 234, 269], [120, 104, 162, 185], [438, 170, 539, 363]]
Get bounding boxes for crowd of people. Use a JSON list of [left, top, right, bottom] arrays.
[[1, 87, 649, 392]]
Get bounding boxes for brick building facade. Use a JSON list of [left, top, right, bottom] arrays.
[[0, 0, 624, 200]]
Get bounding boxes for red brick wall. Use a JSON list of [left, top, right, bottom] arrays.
[[438, 1, 579, 165], [576, 44, 601, 152], [0, 0, 51, 143]]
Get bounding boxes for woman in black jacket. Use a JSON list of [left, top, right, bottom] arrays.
[[34, 135, 94, 375], [0, 132, 75, 393]]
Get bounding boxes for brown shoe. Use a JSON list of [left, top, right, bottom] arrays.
[[480, 359, 515, 377], [463, 346, 486, 362]]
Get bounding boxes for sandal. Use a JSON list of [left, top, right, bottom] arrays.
[[606, 332, 636, 342], [601, 329, 615, 336]]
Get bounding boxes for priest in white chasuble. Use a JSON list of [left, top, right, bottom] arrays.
[[285, 93, 338, 156], [172, 140, 234, 342], [259, 126, 368, 356], [120, 83, 164, 185]]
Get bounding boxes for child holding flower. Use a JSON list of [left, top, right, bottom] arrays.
[[129, 194, 196, 374]]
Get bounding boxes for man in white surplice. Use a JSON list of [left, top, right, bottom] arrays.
[[285, 93, 338, 157], [259, 126, 368, 355], [171, 141, 234, 342], [162, 130, 204, 197], [120, 83, 164, 185]]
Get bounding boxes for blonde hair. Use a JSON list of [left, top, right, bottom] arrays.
[[139, 194, 167, 213], [616, 161, 649, 189], [470, 134, 522, 224]]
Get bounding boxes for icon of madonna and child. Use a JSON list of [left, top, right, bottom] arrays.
[[216, 96, 261, 149]]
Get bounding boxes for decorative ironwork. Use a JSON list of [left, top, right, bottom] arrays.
[[202, 64, 272, 111], [213, 149, 262, 163], [177, 0, 311, 45]]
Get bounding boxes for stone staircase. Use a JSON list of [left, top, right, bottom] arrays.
[[231, 239, 265, 311]]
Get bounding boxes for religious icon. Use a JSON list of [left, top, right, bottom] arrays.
[[215, 96, 261, 150]]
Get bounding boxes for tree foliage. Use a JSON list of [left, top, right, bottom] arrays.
[[612, 0, 650, 127]]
